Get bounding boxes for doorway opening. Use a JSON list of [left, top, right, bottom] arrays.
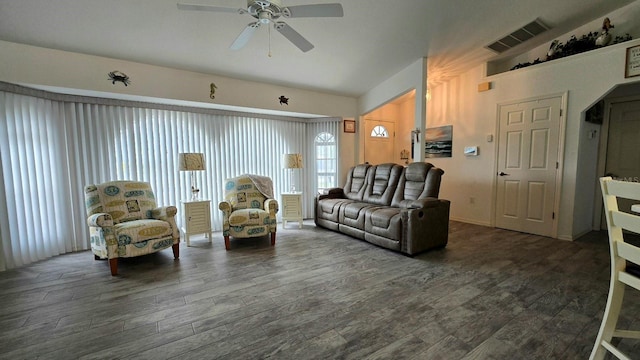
[[593, 82, 640, 230], [361, 90, 415, 165]]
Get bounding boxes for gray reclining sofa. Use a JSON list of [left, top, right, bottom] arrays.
[[314, 162, 450, 255]]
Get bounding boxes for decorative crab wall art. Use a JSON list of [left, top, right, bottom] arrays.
[[108, 71, 131, 86]]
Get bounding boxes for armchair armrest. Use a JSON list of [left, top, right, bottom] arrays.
[[87, 213, 114, 227], [264, 199, 279, 215], [150, 205, 180, 241], [149, 205, 177, 220], [218, 201, 232, 233], [218, 201, 232, 217], [318, 187, 345, 200]]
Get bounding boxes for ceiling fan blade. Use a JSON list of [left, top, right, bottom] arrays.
[[230, 22, 260, 50], [275, 22, 314, 52], [284, 3, 344, 18], [177, 3, 242, 14]]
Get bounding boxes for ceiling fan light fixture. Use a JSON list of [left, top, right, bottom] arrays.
[[258, 11, 271, 24]]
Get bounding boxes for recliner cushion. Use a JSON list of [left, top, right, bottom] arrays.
[[363, 163, 403, 206], [365, 207, 402, 241], [317, 198, 355, 222], [344, 164, 370, 200], [392, 163, 443, 207], [339, 202, 378, 230]]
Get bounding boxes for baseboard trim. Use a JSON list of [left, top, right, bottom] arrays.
[[558, 228, 592, 242], [450, 217, 592, 242], [450, 216, 492, 227]]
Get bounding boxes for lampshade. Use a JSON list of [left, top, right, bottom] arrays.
[[282, 153, 303, 169], [179, 153, 205, 171]]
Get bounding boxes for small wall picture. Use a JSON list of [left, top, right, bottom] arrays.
[[464, 146, 478, 156], [425, 125, 453, 158], [625, 44, 640, 78], [344, 119, 356, 133]]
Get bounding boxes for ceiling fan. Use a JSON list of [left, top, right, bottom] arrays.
[[177, 0, 344, 53]]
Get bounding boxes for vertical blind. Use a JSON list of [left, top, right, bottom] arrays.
[[0, 86, 340, 271]]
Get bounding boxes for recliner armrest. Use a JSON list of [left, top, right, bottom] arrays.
[[408, 197, 441, 209], [318, 187, 345, 200], [149, 205, 177, 220], [87, 213, 113, 228]]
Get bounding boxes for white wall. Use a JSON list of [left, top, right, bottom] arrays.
[[0, 39, 360, 186], [427, 38, 640, 239]]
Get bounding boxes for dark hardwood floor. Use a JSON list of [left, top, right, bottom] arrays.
[[0, 221, 639, 359]]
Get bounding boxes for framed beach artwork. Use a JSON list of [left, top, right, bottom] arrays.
[[425, 125, 453, 158]]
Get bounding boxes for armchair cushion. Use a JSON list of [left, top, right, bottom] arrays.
[[86, 181, 158, 224], [229, 208, 272, 227], [114, 219, 174, 245], [224, 175, 274, 210]]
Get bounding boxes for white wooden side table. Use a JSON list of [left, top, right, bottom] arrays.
[[281, 192, 303, 229], [181, 199, 212, 246]]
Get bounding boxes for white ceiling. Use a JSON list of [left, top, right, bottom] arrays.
[[0, 0, 635, 97]]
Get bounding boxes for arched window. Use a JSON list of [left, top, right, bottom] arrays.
[[315, 132, 337, 190], [370, 125, 389, 138]]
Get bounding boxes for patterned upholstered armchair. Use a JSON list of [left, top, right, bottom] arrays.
[[84, 181, 180, 275], [218, 175, 278, 250]]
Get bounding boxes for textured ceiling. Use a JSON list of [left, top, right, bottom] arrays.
[[0, 0, 635, 97]]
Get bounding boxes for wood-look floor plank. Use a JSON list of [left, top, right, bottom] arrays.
[[1, 221, 639, 359]]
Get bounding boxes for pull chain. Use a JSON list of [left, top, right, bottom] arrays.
[[268, 23, 272, 57]]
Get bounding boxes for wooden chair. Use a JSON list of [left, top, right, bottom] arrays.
[[590, 177, 640, 359]]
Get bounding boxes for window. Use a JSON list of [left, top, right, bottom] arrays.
[[370, 125, 389, 138], [315, 132, 337, 190]]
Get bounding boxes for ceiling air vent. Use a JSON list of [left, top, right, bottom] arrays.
[[486, 19, 549, 53]]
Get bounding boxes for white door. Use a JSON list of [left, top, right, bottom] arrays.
[[604, 100, 640, 214], [364, 120, 395, 165], [495, 96, 563, 237]]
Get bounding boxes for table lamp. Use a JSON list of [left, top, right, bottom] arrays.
[[179, 152, 205, 200], [282, 153, 303, 192]]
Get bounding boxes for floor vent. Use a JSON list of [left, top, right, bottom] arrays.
[[486, 19, 549, 53]]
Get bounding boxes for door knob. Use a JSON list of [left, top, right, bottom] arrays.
[[498, 172, 510, 176]]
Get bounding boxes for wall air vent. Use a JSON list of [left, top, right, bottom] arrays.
[[486, 19, 549, 53]]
